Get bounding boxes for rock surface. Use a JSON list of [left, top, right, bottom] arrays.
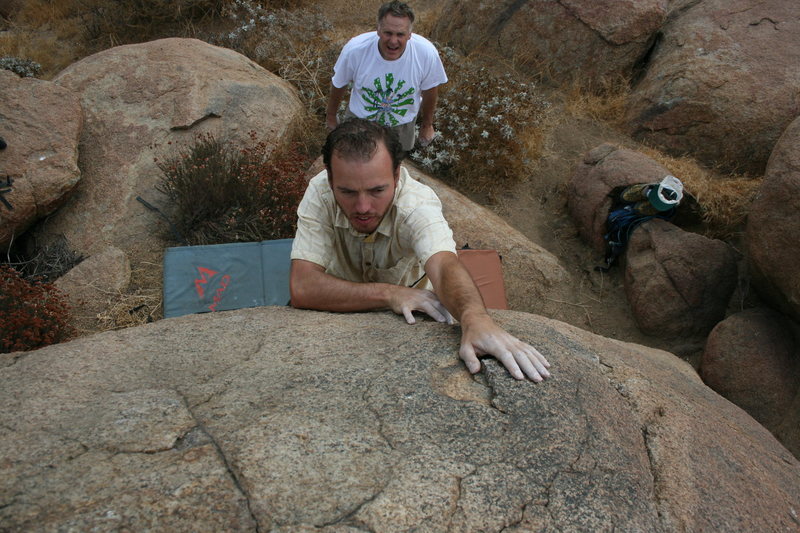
[[567, 143, 672, 253], [54, 246, 131, 334], [0, 69, 82, 247], [433, 0, 666, 85], [624, 218, 737, 340], [34, 37, 304, 266], [700, 307, 800, 457], [746, 116, 800, 323], [2, 308, 799, 531], [626, 0, 800, 175]]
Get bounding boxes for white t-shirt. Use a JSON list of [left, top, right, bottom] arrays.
[[332, 32, 448, 127]]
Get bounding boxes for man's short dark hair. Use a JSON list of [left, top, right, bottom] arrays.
[[377, 1, 415, 25], [323, 118, 405, 177]]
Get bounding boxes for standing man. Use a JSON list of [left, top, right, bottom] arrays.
[[290, 118, 552, 382], [325, 1, 447, 151]]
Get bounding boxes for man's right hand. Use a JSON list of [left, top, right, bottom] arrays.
[[388, 286, 454, 325], [325, 84, 348, 132], [326, 114, 338, 132]]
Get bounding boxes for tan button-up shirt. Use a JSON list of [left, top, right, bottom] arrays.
[[291, 166, 457, 289]]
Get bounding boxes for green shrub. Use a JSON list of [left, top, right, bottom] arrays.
[[156, 132, 309, 245], [0, 265, 75, 353], [0, 57, 43, 77], [409, 47, 551, 194]]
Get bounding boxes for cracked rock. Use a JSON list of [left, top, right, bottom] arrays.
[[1, 307, 798, 531]]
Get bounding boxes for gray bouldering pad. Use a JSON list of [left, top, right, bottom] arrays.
[[163, 239, 292, 318]]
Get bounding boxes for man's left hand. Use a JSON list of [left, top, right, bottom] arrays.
[[459, 313, 551, 382]]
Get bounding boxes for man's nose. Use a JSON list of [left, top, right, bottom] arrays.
[[355, 194, 371, 213]]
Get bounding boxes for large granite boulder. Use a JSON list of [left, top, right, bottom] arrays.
[[624, 218, 737, 340], [700, 307, 800, 457], [567, 143, 672, 253], [0, 69, 82, 247], [746, 116, 800, 323], [34, 37, 304, 266], [626, 0, 800, 175], [2, 308, 799, 531], [432, 0, 666, 86]]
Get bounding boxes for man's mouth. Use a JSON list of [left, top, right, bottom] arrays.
[[354, 214, 375, 224]]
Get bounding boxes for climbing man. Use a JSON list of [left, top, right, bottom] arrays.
[[290, 118, 552, 382]]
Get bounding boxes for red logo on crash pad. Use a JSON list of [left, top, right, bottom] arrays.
[[194, 267, 218, 298], [194, 266, 232, 312]]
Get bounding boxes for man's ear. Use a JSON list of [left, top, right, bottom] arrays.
[[326, 167, 333, 186], [393, 165, 400, 186]]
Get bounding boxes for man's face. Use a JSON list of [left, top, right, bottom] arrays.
[[329, 142, 399, 234], [377, 13, 412, 61]]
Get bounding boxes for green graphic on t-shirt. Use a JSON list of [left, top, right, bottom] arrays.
[[360, 73, 415, 126]]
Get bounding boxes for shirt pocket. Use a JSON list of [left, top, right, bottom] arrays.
[[368, 256, 420, 286]]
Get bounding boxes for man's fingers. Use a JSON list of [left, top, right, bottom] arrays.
[[432, 299, 454, 324], [531, 346, 551, 368], [458, 344, 481, 374], [422, 302, 448, 323], [402, 307, 416, 325], [513, 351, 544, 382], [526, 347, 551, 377], [495, 350, 526, 381]]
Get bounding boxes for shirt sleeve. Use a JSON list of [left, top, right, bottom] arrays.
[[290, 180, 335, 269], [331, 37, 358, 89], [401, 205, 457, 267], [419, 40, 448, 91]]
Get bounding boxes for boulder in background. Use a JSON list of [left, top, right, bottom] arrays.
[[746, 116, 800, 323], [625, 0, 800, 175], [700, 307, 800, 457], [0, 69, 82, 248], [624, 218, 737, 340]]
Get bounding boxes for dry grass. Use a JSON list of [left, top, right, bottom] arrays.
[[0, 12, 87, 77], [639, 147, 762, 240], [95, 287, 162, 331], [1, 0, 218, 77], [563, 74, 630, 127], [95, 260, 163, 331]]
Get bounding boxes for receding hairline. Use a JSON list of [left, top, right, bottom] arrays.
[[377, 2, 415, 26]]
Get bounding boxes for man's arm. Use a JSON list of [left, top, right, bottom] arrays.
[[326, 84, 348, 131], [290, 258, 453, 324], [418, 86, 439, 145], [424, 251, 551, 381]]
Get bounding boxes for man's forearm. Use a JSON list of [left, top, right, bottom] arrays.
[[290, 260, 396, 312], [419, 87, 439, 128], [326, 84, 348, 127], [425, 252, 487, 323]]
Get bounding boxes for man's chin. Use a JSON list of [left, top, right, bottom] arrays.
[[381, 47, 403, 60], [352, 218, 378, 233]]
